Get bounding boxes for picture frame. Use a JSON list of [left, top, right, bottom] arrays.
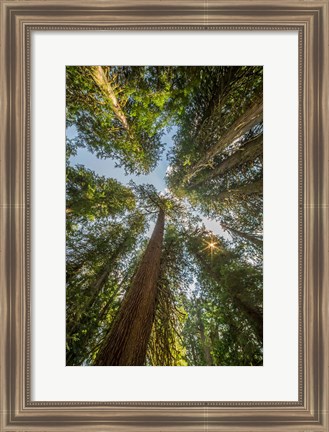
[[1, 0, 328, 430]]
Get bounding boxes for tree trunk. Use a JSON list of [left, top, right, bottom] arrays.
[[189, 134, 263, 188], [221, 223, 263, 249], [95, 209, 165, 366], [91, 66, 130, 131], [190, 248, 263, 344], [233, 296, 263, 342], [184, 98, 263, 184], [66, 232, 133, 337], [198, 318, 213, 366], [212, 179, 263, 201], [188, 335, 198, 365]]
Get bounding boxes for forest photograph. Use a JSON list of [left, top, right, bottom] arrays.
[[66, 66, 263, 366]]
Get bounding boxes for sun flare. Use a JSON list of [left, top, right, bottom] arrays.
[[201, 238, 220, 255]]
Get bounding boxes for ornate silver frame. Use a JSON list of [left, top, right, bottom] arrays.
[[1, 1, 328, 430]]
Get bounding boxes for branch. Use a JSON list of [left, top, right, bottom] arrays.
[[91, 66, 130, 131]]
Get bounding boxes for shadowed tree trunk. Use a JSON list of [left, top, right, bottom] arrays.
[[183, 97, 263, 184], [190, 247, 263, 345], [189, 134, 263, 189], [198, 316, 213, 366], [188, 334, 198, 365], [221, 223, 263, 249], [233, 296, 263, 342], [210, 179, 263, 201], [66, 231, 135, 338], [95, 209, 165, 366]]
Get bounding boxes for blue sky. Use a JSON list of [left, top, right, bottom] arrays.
[[68, 126, 228, 238], [69, 126, 173, 192]]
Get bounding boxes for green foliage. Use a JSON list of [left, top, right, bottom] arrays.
[[167, 67, 262, 178], [165, 66, 263, 273], [66, 211, 146, 365], [66, 164, 135, 232], [147, 225, 193, 366], [182, 230, 263, 365], [66, 66, 191, 174], [66, 65, 263, 366]]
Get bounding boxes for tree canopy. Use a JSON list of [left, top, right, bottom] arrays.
[[66, 66, 263, 366]]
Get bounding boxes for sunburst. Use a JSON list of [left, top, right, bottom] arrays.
[[201, 236, 220, 258]]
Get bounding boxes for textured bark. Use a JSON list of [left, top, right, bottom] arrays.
[[188, 335, 198, 365], [190, 134, 263, 188], [209, 328, 220, 365], [221, 223, 263, 249], [91, 66, 130, 130], [184, 98, 263, 184], [212, 179, 263, 201], [198, 316, 213, 366], [95, 209, 165, 366]]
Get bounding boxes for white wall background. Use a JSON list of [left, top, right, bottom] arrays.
[[31, 31, 299, 401]]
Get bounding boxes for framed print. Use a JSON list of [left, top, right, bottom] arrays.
[[1, 0, 328, 431]]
